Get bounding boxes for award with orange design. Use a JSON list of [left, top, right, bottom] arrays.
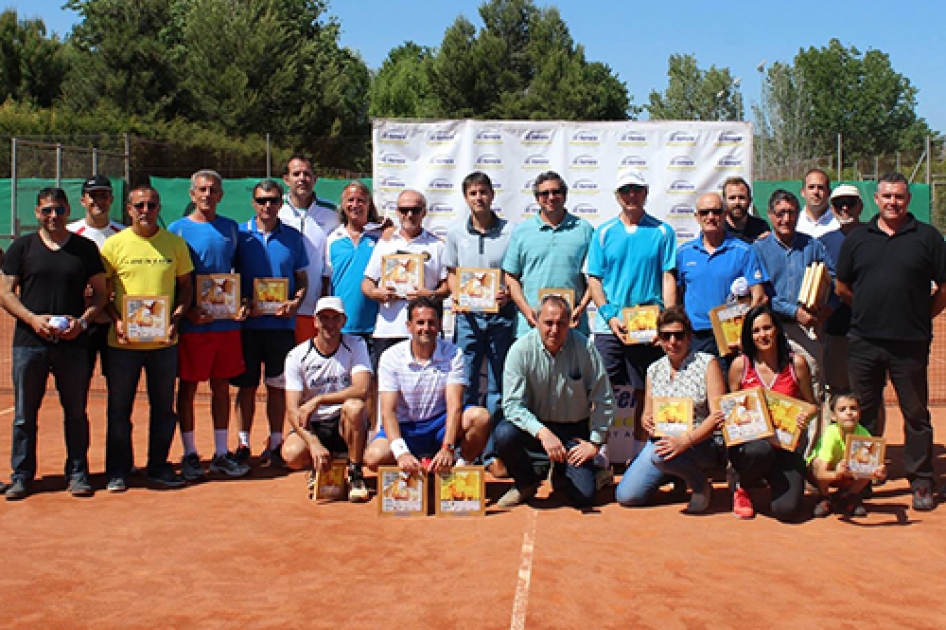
[[381, 254, 425, 297], [253, 278, 289, 316], [378, 467, 427, 517], [652, 397, 694, 438], [434, 466, 486, 517], [763, 390, 818, 452], [312, 460, 348, 502], [197, 273, 240, 320], [456, 268, 500, 313], [718, 387, 774, 446], [709, 299, 751, 356], [622, 305, 659, 345], [844, 435, 886, 479], [123, 295, 170, 343]]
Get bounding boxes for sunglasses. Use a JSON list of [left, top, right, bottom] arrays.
[[397, 206, 424, 215], [771, 209, 798, 219], [536, 188, 565, 199], [617, 184, 647, 195], [132, 201, 159, 211], [39, 206, 67, 216], [657, 330, 687, 342], [255, 196, 282, 206], [831, 197, 859, 209], [697, 208, 724, 217]]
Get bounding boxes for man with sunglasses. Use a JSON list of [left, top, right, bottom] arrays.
[[362, 189, 449, 369], [502, 171, 594, 337], [677, 192, 767, 357], [232, 180, 308, 467], [99, 186, 194, 491], [0, 187, 106, 499], [587, 170, 675, 437]]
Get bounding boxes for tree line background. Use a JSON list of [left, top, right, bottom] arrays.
[[0, 0, 939, 184]]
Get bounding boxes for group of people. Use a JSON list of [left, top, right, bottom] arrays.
[[2, 159, 943, 522]]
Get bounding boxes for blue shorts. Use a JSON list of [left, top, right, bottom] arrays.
[[375, 412, 448, 458]]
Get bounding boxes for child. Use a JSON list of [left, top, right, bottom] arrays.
[[807, 391, 886, 518]]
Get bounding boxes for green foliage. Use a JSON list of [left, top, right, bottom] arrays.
[[0, 10, 68, 107], [647, 54, 743, 121], [371, 0, 631, 121]]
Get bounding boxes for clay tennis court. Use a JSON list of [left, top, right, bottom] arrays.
[[1, 388, 945, 629]]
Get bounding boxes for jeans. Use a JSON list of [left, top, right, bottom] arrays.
[[11, 344, 91, 483], [616, 438, 719, 506], [728, 439, 806, 522], [593, 334, 663, 389], [106, 345, 179, 478], [494, 419, 597, 508], [848, 337, 932, 483]]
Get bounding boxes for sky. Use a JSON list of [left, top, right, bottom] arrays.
[[7, 0, 945, 140]]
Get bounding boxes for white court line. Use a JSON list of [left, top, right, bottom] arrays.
[[0, 406, 14, 416], [510, 509, 538, 630]]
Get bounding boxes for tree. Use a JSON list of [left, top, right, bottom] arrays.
[[752, 61, 812, 173], [0, 10, 68, 107], [647, 54, 743, 121], [369, 42, 438, 118]]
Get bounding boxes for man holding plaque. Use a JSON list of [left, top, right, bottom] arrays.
[[364, 297, 490, 474], [0, 187, 106, 499], [232, 179, 308, 467], [100, 186, 194, 491], [444, 172, 515, 475], [362, 190, 449, 369], [169, 170, 250, 480], [677, 191, 767, 357], [495, 295, 615, 509], [836, 172, 946, 511], [587, 169, 675, 435]]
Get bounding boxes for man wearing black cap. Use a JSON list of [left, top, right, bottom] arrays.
[[68, 175, 125, 381]]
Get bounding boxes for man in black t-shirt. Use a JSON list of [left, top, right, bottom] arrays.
[[0, 188, 106, 500], [837, 172, 946, 512], [722, 176, 769, 243]]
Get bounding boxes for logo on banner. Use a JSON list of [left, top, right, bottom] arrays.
[[522, 129, 552, 144], [427, 129, 458, 144], [668, 155, 696, 169], [667, 180, 696, 194], [475, 154, 504, 169], [669, 203, 695, 218], [430, 225, 449, 241], [491, 179, 504, 192], [379, 152, 408, 168], [667, 131, 698, 146], [522, 178, 536, 193], [620, 155, 649, 169], [381, 201, 398, 216], [570, 179, 599, 195], [427, 178, 455, 193], [524, 203, 541, 215], [619, 131, 648, 146], [378, 176, 406, 190], [570, 129, 600, 145], [716, 154, 743, 169], [572, 203, 599, 218], [571, 154, 599, 170], [674, 227, 697, 241], [716, 130, 744, 145], [428, 202, 455, 217], [378, 127, 408, 143], [523, 154, 550, 169], [427, 154, 456, 169], [475, 128, 503, 144]]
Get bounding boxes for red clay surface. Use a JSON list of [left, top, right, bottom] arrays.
[[1, 393, 945, 629]]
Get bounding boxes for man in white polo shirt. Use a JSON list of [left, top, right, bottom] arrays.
[[364, 297, 489, 473]]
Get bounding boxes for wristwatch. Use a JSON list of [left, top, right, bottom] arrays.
[[78, 317, 89, 331]]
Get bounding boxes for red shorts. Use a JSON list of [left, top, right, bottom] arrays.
[[294, 314, 318, 345], [178, 330, 245, 382]]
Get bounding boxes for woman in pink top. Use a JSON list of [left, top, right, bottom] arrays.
[[727, 305, 815, 522]]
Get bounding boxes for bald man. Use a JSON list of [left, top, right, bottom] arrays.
[[676, 192, 767, 357]]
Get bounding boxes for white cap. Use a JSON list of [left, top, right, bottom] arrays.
[[830, 184, 861, 201], [615, 169, 648, 191], [315, 296, 345, 316]]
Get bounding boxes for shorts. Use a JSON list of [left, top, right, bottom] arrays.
[[294, 314, 316, 345], [305, 415, 349, 455], [230, 328, 296, 388], [373, 412, 448, 458], [178, 329, 245, 382]]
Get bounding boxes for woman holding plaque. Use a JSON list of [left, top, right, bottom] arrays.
[[727, 305, 815, 522], [615, 306, 726, 513]]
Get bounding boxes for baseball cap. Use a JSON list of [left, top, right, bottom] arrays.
[[615, 169, 648, 191], [829, 184, 861, 201], [82, 175, 112, 193], [315, 296, 345, 316]]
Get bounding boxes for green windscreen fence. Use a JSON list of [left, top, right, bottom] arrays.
[[751, 181, 931, 225]]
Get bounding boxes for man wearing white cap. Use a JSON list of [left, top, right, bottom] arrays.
[[587, 170, 677, 432], [281, 296, 371, 501]]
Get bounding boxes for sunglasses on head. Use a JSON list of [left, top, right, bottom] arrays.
[[132, 201, 159, 211], [617, 184, 646, 195], [39, 205, 67, 216], [697, 207, 724, 217], [397, 206, 424, 215], [657, 330, 687, 342], [254, 196, 282, 206], [536, 188, 565, 199]]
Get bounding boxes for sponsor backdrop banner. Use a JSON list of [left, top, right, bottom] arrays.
[[373, 119, 754, 243]]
